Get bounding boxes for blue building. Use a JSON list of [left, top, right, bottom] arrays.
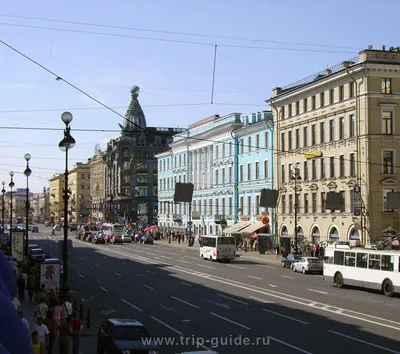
[[156, 111, 275, 237]]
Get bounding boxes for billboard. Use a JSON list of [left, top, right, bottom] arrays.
[[11, 231, 24, 261], [40, 262, 61, 292]]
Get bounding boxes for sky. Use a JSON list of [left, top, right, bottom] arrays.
[[0, 0, 398, 193]]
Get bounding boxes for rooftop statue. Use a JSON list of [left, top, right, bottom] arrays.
[[119, 85, 147, 134]]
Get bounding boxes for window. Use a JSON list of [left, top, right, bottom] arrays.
[[349, 82, 355, 98], [222, 168, 225, 184], [264, 160, 269, 178], [349, 114, 355, 137], [239, 165, 243, 181], [383, 151, 394, 174], [329, 89, 334, 104], [264, 132, 269, 148], [288, 104, 292, 117], [312, 95, 316, 110], [288, 131, 292, 150], [304, 193, 309, 213], [349, 153, 356, 176], [382, 111, 393, 135], [334, 251, 344, 265], [312, 159, 317, 179], [340, 191, 345, 212], [281, 195, 286, 214], [381, 255, 394, 271], [339, 85, 344, 101], [321, 192, 326, 212], [215, 170, 219, 184], [288, 163, 293, 177], [368, 254, 381, 270], [296, 101, 300, 115], [303, 98, 308, 112], [321, 158, 326, 178], [139, 187, 149, 197], [228, 166, 232, 183], [281, 132, 285, 151], [320, 122, 325, 143], [303, 161, 308, 181], [356, 253, 368, 268], [303, 127, 308, 147], [255, 162, 259, 179], [330, 156, 335, 178], [256, 135, 260, 149], [382, 78, 392, 94], [312, 193, 317, 213], [229, 142, 232, 156], [239, 196, 243, 213], [281, 106, 285, 120], [339, 155, 345, 177], [344, 252, 356, 267], [247, 137, 251, 152], [295, 129, 300, 149], [240, 139, 244, 154], [339, 117, 344, 139], [289, 194, 293, 213], [247, 163, 251, 181], [383, 186, 395, 212], [311, 125, 316, 146], [320, 92, 325, 107], [281, 165, 285, 183], [329, 119, 335, 141]]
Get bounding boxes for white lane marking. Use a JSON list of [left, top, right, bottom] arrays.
[[171, 296, 200, 309], [79, 257, 83, 260], [328, 330, 400, 353], [177, 259, 191, 264], [269, 337, 312, 354], [114, 272, 123, 277], [265, 265, 276, 269], [151, 316, 182, 335], [181, 282, 192, 287], [121, 299, 144, 312], [280, 275, 294, 279], [158, 255, 172, 260], [196, 263, 216, 269], [154, 250, 165, 254], [146, 270, 154, 274], [250, 296, 277, 304], [217, 293, 249, 306], [263, 308, 309, 325], [210, 312, 251, 330], [78, 274, 84, 278], [144, 285, 154, 290], [183, 255, 197, 260], [308, 289, 328, 295], [167, 252, 179, 256], [229, 265, 247, 270], [248, 275, 262, 280], [100, 287, 108, 292], [269, 284, 278, 288], [145, 252, 153, 256], [94, 264, 99, 267]]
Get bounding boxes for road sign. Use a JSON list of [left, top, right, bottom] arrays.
[[353, 184, 361, 216]]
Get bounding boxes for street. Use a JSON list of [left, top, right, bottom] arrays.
[[31, 228, 400, 354]]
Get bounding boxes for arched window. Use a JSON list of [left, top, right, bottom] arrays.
[[329, 227, 340, 240], [311, 226, 320, 244], [281, 225, 288, 236], [296, 226, 304, 238], [123, 148, 129, 158], [349, 228, 360, 240]]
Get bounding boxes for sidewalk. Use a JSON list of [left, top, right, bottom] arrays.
[[154, 238, 283, 265]]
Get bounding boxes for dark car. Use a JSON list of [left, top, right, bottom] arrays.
[[29, 248, 48, 261], [281, 254, 301, 269], [31, 225, 39, 233], [93, 233, 106, 244], [97, 318, 158, 354]]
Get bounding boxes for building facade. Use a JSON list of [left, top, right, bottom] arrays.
[[157, 111, 275, 236], [269, 47, 400, 245], [49, 173, 65, 223], [89, 149, 106, 222], [68, 162, 91, 223]]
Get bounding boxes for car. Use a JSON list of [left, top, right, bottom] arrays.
[[97, 318, 158, 354], [31, 225, 39, 233], [28, 243, 39, 250], [111, 235, 123, 245], [122, 233, 132, 243], [93, 233, 106, 244], [292, 257, 323, 274], [281, 254, 301, 269], [28, 248, 48, 261]]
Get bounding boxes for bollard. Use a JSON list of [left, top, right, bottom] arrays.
[[79, 304, 84, 320], [86, 309, 91, 329], [73, 298, 77, 312]]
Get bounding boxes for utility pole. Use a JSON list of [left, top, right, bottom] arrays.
[[292, 167, 301, 253]]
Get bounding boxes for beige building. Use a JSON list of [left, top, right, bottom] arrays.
[[68, 162, 91, 222], [269, 47, 400, 245], [89, 149, 106, 222], [49, 174, 65, 222]]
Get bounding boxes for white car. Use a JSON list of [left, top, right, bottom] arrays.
[[122, 234, 132, 243], [292, 257, 323, 274]]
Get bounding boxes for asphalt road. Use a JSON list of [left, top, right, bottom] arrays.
[[30, 228, 400, 354]]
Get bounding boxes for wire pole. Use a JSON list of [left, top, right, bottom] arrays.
[[211, 45, 218, 104]]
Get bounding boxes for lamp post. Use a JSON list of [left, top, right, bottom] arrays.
[[58, 112, 75, 297], [291, 167, 301, 254], [24, 153, 32, 259], [1, 181, 5, 231], [9, 171, 15, 252]]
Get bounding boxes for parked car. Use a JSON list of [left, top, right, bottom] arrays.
[[93, 233, 106, 244], [28, 248, 48, 261], [111, 235, 123, 245], [292, 257, 323, 274], [122, 233, 132, 243], [281, 254, 301, 269], [97, 318, 158, 354], [31, 225, 39, 233]]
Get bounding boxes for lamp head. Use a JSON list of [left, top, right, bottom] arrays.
[[59, 134, 76, 152], [24, 167, 32, 177], [9, 171, 14, 177], [61, 111, 73, 125], [24, 153, 31, 162], [1, 181, 4, 186]]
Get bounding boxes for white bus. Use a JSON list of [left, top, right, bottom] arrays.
[[199, 235, 236, 262], [323, 243, 400, 297], [105, 224, 125, 238]]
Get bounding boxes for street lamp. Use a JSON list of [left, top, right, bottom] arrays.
[[291, 167, 301, 254], [1, 181, 5, 231], [24, 153, 32, 259], [9, 171, 15, 252], [58, 111, 75, 297]]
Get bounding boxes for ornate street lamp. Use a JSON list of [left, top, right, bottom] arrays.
[[9, 171, 15, 251], [24, 153, 32, 259], [1, 181, 5, 231], [58, 112, 75, 297]]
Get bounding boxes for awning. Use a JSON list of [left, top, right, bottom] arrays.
[[238, 221, 268, 234], [224, 222, 251, 234]]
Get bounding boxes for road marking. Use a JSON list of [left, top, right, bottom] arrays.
[[269, 284, 278, 288], [209, 312, 251, 330], [250, 296, 277, 304], [217, 293, 249, 305], [114, 272, 123, 277], [308, 289, 328, 295], [263, 308, 309, 325], [328, 330, 400, 353], [167, 252, 179, 256], [229, 265, 247, 269], [151, 316, 182, 335], [146, 270, 154, 274], [280, 275, 294, 279], [248, 275, 262, 280], [121, 299, 144, 312], [94, 264, 99, 267], [145, 252, 153, 256], [154, 250, 165, 254], [144, 285, 154, 290], [177, 259, 191, 264], [263, 265, 276, 269], [171, 296, 200, 309], [183, 255, 197, 260], [269, 337, 312, 354], [79, 257, 83, 260], [78, 274, 84, 278], [196, 263, 215, 269], [181, 282, 192, 287], [100, 287, 108, 292], [158, 255, 172, 260]]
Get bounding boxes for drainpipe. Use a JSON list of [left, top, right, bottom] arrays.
[[265, 118, 275, 236], [230, 130, 239, 224]]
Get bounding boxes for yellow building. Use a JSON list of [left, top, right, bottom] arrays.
[[268, 47, 400, 245], [68, 162, 91, 222], [89, 149, 106, 222], [49, 174, 64, 223]]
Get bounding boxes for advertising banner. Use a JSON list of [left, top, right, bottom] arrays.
[[40, 262, 61, 292], [11, 231, 24, 261]]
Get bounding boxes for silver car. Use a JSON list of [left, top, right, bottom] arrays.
[[293, 257, 323, 274]]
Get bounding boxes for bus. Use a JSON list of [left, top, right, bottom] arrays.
[[199, 235, 236, 262], [105, 224, 125, 238], [323, 242, 400, 297]]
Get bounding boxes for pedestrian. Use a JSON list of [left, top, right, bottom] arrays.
[[34, 317, 49, 350], [45, 310, 57, 354], [275, 244, 280, 257], [37, 299, 49, 320], [31, 331, 44, 354], [62, 296, 73, 324], [17, 272, 26, 302], [19, 310, 30, 331], [70, 312, 83, 354], [27, 271, 36, 303], [56, 317, 71, 354]]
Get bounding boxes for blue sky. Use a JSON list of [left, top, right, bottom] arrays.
[[0, 0, 397, 192]]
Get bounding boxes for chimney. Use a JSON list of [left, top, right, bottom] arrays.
[[325, 69, 332, 76], [272, 87, 282, 96]]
